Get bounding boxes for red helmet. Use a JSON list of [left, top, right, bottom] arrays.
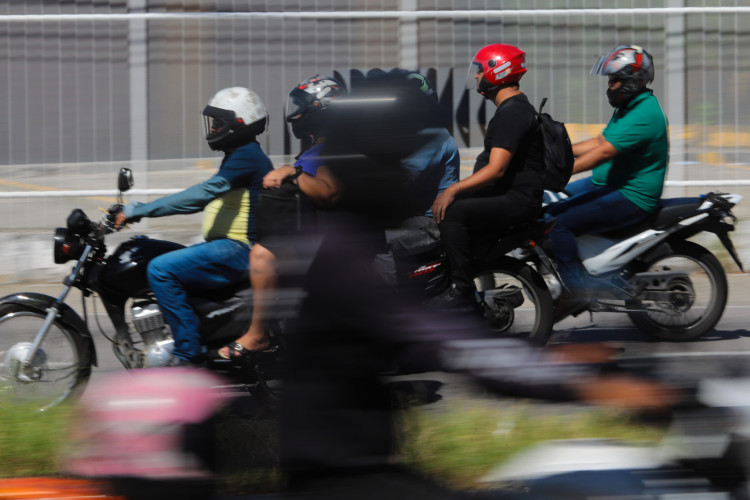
[[467, 44, 527, 97]]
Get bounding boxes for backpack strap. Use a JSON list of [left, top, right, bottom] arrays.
[[538, 97, 548, 114]]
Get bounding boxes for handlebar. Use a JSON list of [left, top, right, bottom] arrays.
[[98, 203, 124, 234]]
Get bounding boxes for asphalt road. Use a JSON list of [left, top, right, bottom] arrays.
[[2, 271, 749, 408]]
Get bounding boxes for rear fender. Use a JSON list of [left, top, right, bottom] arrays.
[[0, 292, 97, 367], [666, 218, 744, 271]]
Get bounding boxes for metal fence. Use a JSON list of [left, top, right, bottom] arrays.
[[2, 1, 750, 230]]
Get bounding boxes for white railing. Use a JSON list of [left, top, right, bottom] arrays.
[[2, 3, 750, 229]]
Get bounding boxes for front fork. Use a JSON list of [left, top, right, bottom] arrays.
[[21, 245, 92, 369]]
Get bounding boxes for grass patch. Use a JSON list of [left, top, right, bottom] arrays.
[[395, 399, 665, 490], [0, 397, 665, 494], [0, 402, 76, 478]]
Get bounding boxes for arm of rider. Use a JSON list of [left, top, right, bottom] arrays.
[[262, 165, 295, 188], [114, 175, 232, 229], [432, 146, 513, 223], [571, 136, 602, 157], [263, 165, 341, 207], [572, 135, 618, 175], [297, 165, 341, 207]]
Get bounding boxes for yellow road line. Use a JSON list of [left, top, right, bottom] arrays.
[[0, 178, 116, 203]]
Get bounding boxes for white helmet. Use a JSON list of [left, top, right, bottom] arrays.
[[202, 87, 268, 151]]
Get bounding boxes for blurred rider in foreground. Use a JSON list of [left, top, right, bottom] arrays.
[[278, 70, 675, 500]]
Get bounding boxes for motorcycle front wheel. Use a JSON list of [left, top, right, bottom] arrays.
[[627, 241, 728, 341], [474, 257, 555, 345], [0, 304, 91, 411]]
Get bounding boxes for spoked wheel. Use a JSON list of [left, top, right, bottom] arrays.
[[474, 257, 554, 345], [627, 241, 728, 341], [0, 305, 90, 411]]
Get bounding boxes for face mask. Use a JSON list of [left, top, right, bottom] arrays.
[[606, 78, 645, 108], [606, 87, 622, 108]]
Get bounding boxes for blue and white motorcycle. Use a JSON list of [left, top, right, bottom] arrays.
[[522, 191, 744, 341]]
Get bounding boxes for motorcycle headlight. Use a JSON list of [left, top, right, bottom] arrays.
[[53, 228, 84, 264]]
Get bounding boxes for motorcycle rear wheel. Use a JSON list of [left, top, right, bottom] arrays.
[[474, 257, 555, 345], [627, 241, 728, 341], [0, 304, 90, 411]]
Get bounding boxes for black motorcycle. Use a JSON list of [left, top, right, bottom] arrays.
[[0, 168, 559, 411], [0, 168, 283, 411], [379, 215, 557, 345]]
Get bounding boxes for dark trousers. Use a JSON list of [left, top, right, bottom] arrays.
[[438, 189, 541, 290], [547, 177, 648, 291]]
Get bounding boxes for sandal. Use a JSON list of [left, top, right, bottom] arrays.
[[219, 342, 258, 361]]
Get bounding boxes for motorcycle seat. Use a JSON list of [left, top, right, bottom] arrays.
[[595, 197, 703, 239]]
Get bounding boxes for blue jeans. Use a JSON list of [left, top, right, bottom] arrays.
[[547, 178, 648, 291], [147, 238, 251, 362]]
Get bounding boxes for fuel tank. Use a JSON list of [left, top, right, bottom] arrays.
[[96, 236, 185, 297]]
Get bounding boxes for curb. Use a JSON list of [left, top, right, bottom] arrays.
[[0, 478, 123, 499]]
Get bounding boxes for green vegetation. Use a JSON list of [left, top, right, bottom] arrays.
[[0, 402, 76, 478], [395, 399, 664, 490], [0, 398, 664, 495]]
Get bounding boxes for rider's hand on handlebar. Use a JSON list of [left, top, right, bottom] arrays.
[[575, 375, 679, 411], [551, 344, 679, 411], [114, 210, 127, 229]]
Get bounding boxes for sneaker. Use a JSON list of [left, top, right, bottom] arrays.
[[553, 294, 589, 323], [425, 283, 481, 313], [586, 274, 634, 299]]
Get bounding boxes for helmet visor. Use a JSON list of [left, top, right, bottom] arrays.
[[591, 46, 635, 77], [202, 105, 236, 141], [591, 54, 609, 76], [286, 87, 316, 122], [466, 61, 484, 90]]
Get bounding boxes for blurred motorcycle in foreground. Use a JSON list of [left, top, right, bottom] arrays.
[[481, 354, 750, 499]]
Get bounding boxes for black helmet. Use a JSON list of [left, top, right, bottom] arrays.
[[202, 87, 268, 151], [286, 75, 346, 141], [325, 68, 441, 161], [361, 68, 439, 131]]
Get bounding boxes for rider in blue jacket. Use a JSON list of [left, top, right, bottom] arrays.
[[116, 87, 273, 366]]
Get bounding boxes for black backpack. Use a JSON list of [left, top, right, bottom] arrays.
[[256, 176, 317, 241], [536, 98, 574, 192]]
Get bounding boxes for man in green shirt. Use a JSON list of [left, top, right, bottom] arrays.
[[547, 44, 669, 300]]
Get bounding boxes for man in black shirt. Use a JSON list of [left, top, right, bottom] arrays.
[[430, 43, 545, 311]]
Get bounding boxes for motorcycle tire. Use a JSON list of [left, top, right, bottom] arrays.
[[474, 257, 555, 345], [0, 303, 91, 411], [627, 240, 728, 341]]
